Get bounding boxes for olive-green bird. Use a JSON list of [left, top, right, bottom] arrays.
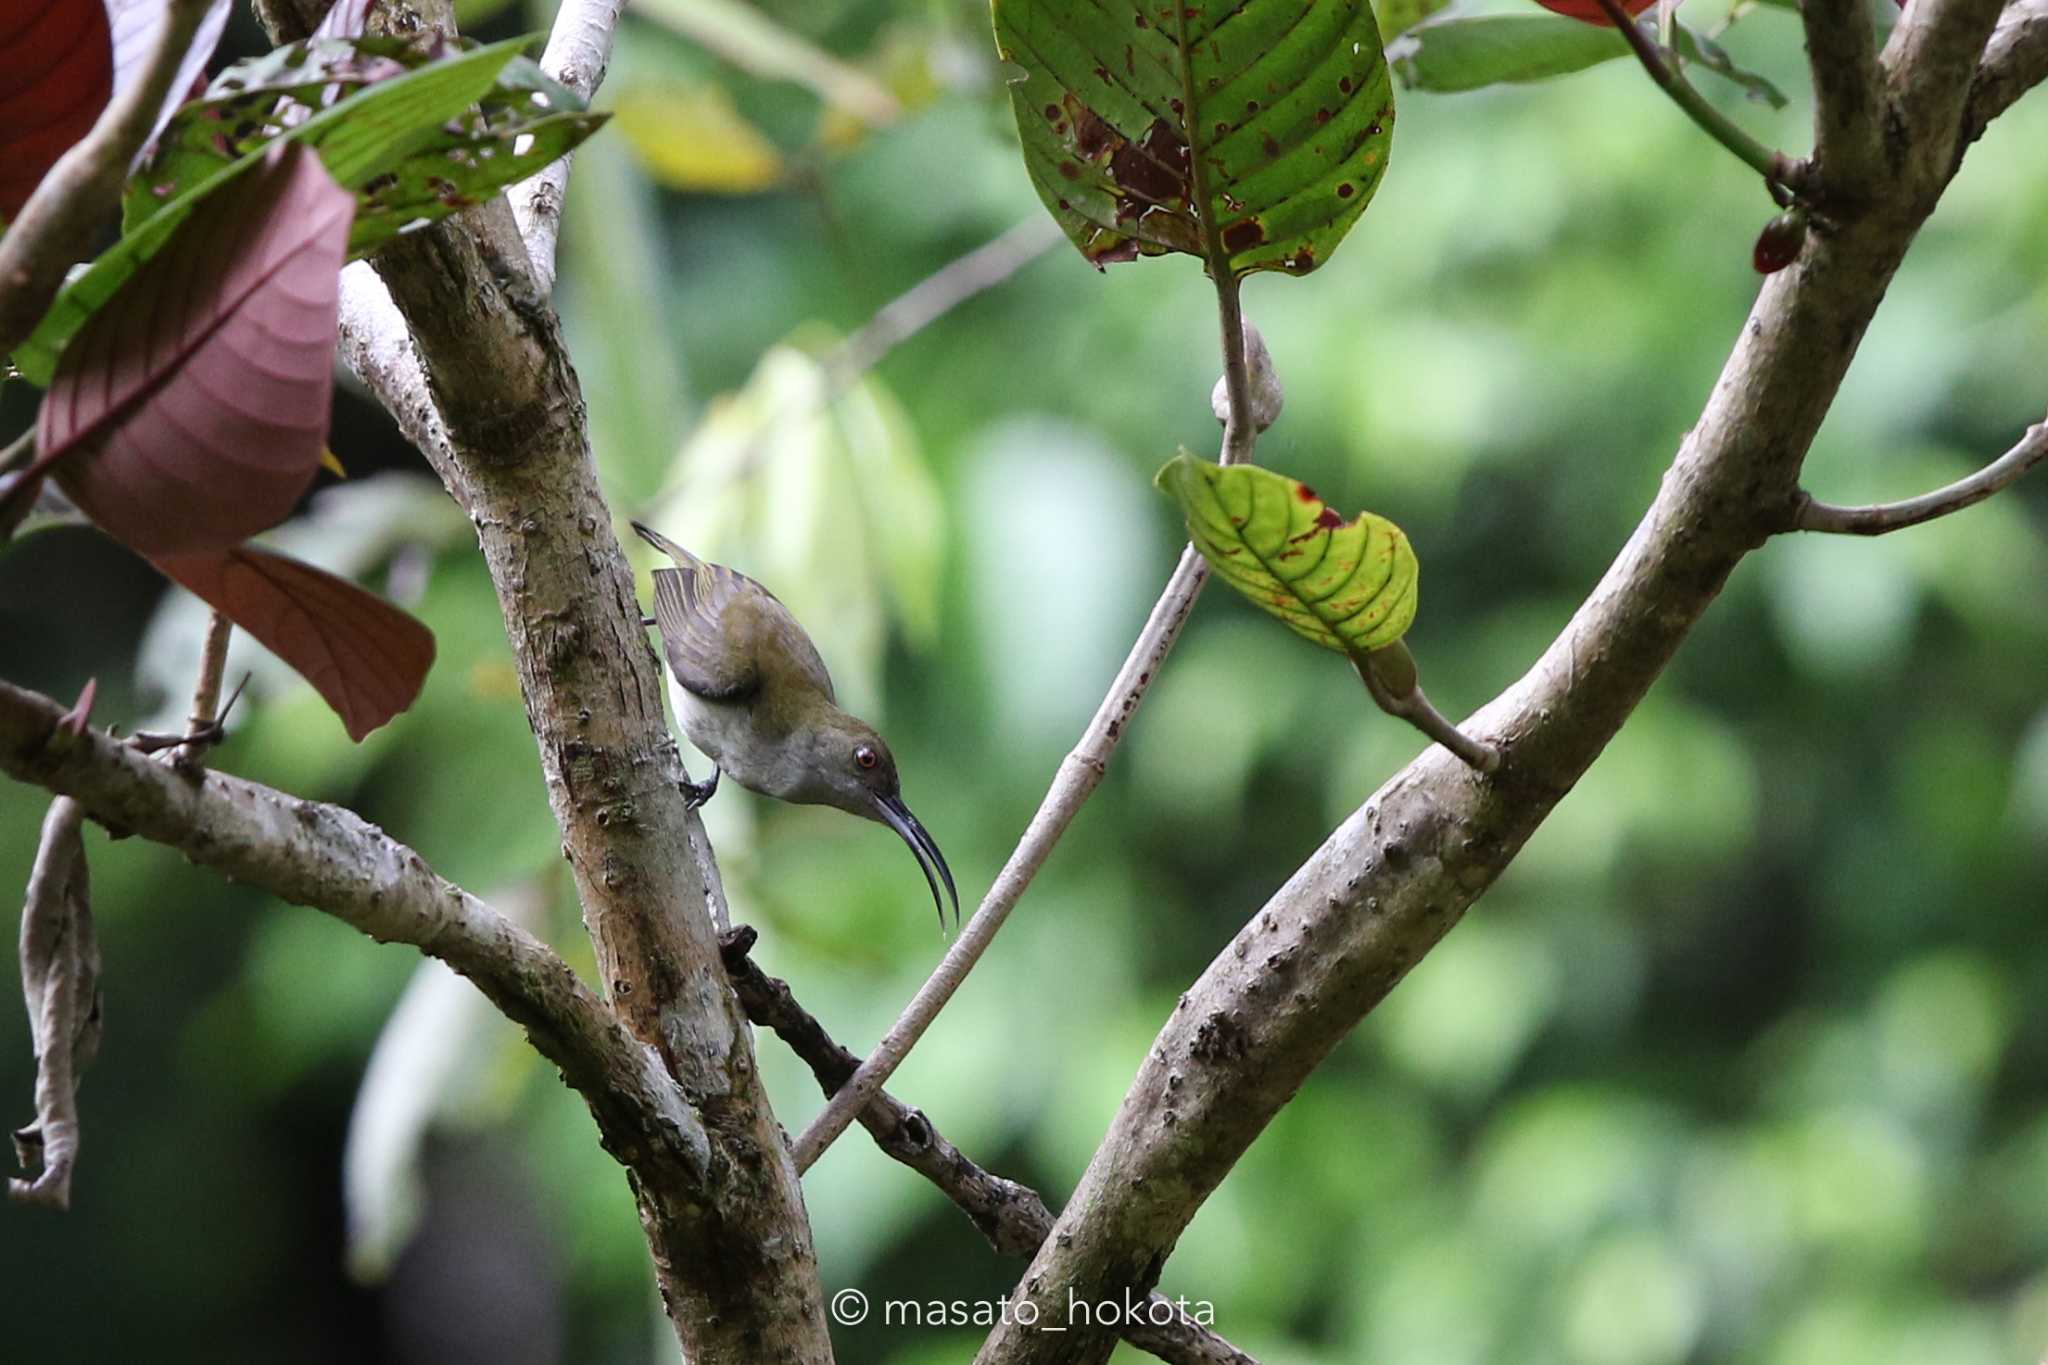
[[633, 522, 959, 926]]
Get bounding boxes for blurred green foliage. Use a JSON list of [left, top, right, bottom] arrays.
[[4, 0, 2048, 1362]]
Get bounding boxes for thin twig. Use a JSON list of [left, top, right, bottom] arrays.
[[511, 0, 626, 294], [0, 0, 216, 356], [1793, 418, 2048, 534], [175, 612, 232, 770], [671, 216, 1064, 503], [720, 929, 1259, 1365], [792, 239, 1267, 1173], [1591, 0, 1800, 201], [0, 430, 34, 475]]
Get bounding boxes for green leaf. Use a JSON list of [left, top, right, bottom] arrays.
[[1377, 0, 1455, 42], [13, 36, 533, 387], [1391, 15, 1627, 94], [992, 0, 1395, 276], [1671, 25, 1788, 108], [124, 36, 605, 261], [1156, 451, 1418, 655]]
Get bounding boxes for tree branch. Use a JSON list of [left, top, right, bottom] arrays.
[[1590, 0, 1798, 199], [1792, 416, 2048, 534], [0, 0, 216, 356], [0, 678, 710, 1181], [1960, 0, 2048, 147], [719, 929, 1257, 1365], [791, 232, 1272, 1175], [511, 0, 626, 294], [974, 66, 1973, 1365], [1881, 0, 2012, 198], [1798, 0, 1885, 197], [251, 2, 831, 1354]]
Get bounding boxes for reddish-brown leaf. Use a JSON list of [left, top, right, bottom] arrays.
[[0, 0, 113, 221], [37, 143, 353, 558], [151, 545, 435, 741]]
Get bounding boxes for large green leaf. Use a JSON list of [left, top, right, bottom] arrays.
[[12, 36, 533, 386], [992, 0, 1394, 276], [1156, 451, 1418, 654], [125, 37, 608, 259]]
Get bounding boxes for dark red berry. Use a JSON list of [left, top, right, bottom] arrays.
[[1752, 210, 1807, 275]]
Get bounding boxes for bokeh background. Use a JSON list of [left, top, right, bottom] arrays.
[[5, 0, 2048, 1360]]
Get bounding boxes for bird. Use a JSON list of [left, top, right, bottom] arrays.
[[631, 521, 960, 927]]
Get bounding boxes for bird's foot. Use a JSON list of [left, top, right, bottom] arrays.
[[681, 766, 721, 810]]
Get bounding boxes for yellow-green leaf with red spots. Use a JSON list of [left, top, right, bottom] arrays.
[[1156, 451, 1417, 654]]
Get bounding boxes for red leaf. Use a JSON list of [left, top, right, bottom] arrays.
[[150, 545, 436, 741], [0, 0, 113, 221], [1531, 0, 1656, 24], [37, 143, 353, 558]]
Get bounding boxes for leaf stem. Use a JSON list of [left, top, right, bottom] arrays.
[[1592, 0, 1798, 201], [1355, 644, 1500, 774], [1792, 417, 2048, 535], [1214, 272, 1258, 467]]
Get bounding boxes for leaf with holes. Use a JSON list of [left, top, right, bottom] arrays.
[[1156, 451, 1418, 654], [151, 544, 435, 741], [993, 0, 1394, 275], [123, 36, 604, 257], [13, 35, 532, 386], [0, 0, 112, 223], [34, 143, 352, 558]]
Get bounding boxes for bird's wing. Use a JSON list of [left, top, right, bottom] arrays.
[[648, 560, 838, 704], [649, 562, 758, 700]]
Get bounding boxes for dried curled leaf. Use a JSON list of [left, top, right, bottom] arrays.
[[994, 0, 1394, 275], [1156, 450, 1418, 654], [10, 798, 103, 1212]]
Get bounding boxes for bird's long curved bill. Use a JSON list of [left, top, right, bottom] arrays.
[[877, 794, 959, 928]]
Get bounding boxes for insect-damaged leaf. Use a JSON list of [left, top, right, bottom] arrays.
[[0, 0, 112, 223], [13, 35, 531, 386], [1156, 451, 1418, 654], [993, 0, 1394, 275], [151, 545, 436, 741], [124, 36, 606, 260], [36, 143, 352, 558]]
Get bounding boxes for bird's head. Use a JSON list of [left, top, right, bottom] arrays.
[[806, 715, 959, 927]]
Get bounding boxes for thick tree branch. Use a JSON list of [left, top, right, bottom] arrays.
[[973, 69, 1979, 1365], [0, 678, 709, 1181], [1960, 0, 2048, 145], [1792, 416, 2048, 534], [0, 0, 215, 356], [251, 2, 830, 1355], [1881, 0, 2011, 197], [10, 796, 98, 1210], [1798, 0, 1885, 196], [719, 929, 1256, 1365]]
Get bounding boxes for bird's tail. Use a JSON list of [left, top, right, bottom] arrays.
[[631, 520, 701, 567]]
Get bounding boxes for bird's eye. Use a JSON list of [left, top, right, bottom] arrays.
[[854, 745, 878, 770]]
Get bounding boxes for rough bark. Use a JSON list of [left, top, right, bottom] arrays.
[[974, 10, 2023, 1359], [248, 2, 831, 1356]]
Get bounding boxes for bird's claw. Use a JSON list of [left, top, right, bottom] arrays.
[[681, 767, 720, 810]]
